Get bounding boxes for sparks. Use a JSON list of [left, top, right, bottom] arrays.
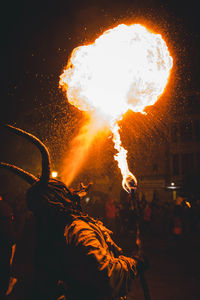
[[60, 24, 173, 189]]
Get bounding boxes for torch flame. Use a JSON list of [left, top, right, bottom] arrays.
[[111, 121, 137, 192], [60, 24, 173, 189]]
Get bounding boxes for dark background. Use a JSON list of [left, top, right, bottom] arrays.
[[0, 0, 199, 198], [1, 0, 199, 122]]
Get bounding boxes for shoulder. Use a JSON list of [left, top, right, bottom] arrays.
[[64, 219, 100, 246], [65, 218, 92, 232]]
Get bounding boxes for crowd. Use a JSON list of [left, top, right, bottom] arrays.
[[1, 188, 200, 299], [103, 190, 200, 238], [1, 125, 200, 300]]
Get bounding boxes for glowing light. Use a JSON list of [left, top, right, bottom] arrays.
[[51, 171, 58, 178], [60, 24, 172, 120], [60, 24, 173, 190], [85, 197, 90, 203], [185, 201, 191, 208]]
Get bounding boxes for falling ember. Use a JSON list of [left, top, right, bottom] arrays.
[[60, 24, 173, 189]]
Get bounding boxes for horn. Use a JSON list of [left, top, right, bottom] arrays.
[[0, 162, 38, 185], [2, 124, 51, 182]]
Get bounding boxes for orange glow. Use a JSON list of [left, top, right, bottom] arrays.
[[60, 24, 173, 189], [111, 121, 137, 192], [185, 201, 191, 208], [51, 171, 58, 178], [60, 24, 172, 119], [61, 117, 104, 185]]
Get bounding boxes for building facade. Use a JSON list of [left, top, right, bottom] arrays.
[[138, 93, 200, 203]]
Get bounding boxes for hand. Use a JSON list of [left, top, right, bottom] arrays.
[[132, 251, 149, 273]]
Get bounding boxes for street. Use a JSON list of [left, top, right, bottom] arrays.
[[121, 231, 200, 300], [6, 223, 200, 300]]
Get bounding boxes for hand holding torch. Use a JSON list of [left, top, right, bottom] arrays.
[[125, 176, 151, 300]]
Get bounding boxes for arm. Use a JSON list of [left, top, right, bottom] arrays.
[[64, 219, 137, 298]]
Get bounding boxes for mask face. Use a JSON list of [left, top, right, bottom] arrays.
[[26, 178, 82, 215], [0, 125, 90, 218]]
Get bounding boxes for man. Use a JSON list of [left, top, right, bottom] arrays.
[[0, 125, 148, 300], [26, 179, 146, 300]]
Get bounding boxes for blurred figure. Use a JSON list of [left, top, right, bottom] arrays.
[[182, 200, 192, 234], [105, 195, 118, 232], [119, 189, 130, 233], [127, 195, 137, 233], [162, 202, 173, 235], [143, 203, 152, 233], [0, 195, 17, 298], [173, 197, 183, 236]]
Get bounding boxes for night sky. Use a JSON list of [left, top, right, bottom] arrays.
[[0, 0, 199, 193], [1, 0, 199, 121]]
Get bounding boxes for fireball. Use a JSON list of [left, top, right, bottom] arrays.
[[60, 24, 173, 189], [60, 24, 172, 120]]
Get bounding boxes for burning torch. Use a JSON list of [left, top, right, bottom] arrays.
[[125, 175, 151, 300]]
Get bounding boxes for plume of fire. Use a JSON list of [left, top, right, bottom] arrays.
[[60, 24, 173, 190], [111, 121, 137, 192], [60, 117, 107, 186]]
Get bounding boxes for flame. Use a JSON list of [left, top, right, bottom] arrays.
[[60, 24, 173, 190], [61, 117, 105, 185], [185, 201, 191, 208], [111, 121, 137, 192]]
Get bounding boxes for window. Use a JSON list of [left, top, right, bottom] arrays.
[[172, 154, 179, 176]]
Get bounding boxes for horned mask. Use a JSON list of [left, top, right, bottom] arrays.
[[0, 125, 91, 215]]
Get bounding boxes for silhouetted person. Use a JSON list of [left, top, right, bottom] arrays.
[[105, 196, 118, 232], [143, 203, 152, 233], [173, 197, 183, 236], [0, 125, 148, 300]]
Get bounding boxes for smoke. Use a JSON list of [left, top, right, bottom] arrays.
[[60, 115, 107, 185]]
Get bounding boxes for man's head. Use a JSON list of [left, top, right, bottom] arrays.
[[26, 178, 82, 216], [0, 125, 90, 219]]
